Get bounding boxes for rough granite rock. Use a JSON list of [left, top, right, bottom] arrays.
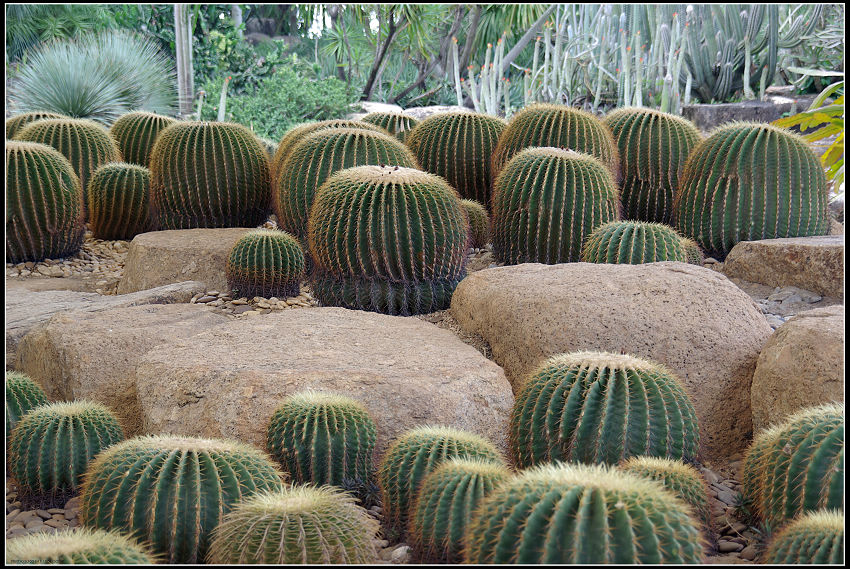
[[346, 101, 405, 121], [450, 262, 773, 461], [401, 105, 473, 120]]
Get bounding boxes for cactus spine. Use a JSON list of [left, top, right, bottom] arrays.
[[5, 371, 48, 442], [362, 111, 419, 142], [86, 162, 151, 240], [108, 111, 178, 167], [764, 510, 844, 564], [620, 456, 711, 528], [226, 228, 305, 299], [6, 111, 66, 139], [461, 199, 490, 249], [681, 237, 705, 265], [581, 220, 689, 264], [5, 528, 158, 564]]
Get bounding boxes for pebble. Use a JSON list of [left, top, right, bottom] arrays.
[[739, 546, 756, 561], [196, 295, 217, 303], [718, 540, 744, 553]]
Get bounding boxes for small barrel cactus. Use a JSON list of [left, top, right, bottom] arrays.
[[108, 111, 178, 167], [149, 121, 271, 229], [410, 457, 511, 563], [362, 111, 419, 142], [764, 510, 844, 564], [9, 401, 124, 496], [5, 371, 48, 442], [681, 237, 705, 265], [5, 527, 158, 564], [675, 122, 829, 258], [266, 391, 377, 487], [405, 112, 506, 205], [207, 485, 380, 564], [492, 147, 619, 265], [602, 107, 701, 224], [510, 351, 700, 468], [308, 165, 468, 315], [86, 162, 151, 240], [461, 199, 490, 249], [463, 462, 705, 563], [226, 228, 305, 299], [581, 220, 689, 264], [6, 110, 66, 139], [620, 456, 711, 528], [80, 435, 285, 564]]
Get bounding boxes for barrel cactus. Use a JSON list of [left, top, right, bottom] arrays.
[[620, 456, 711, 528], [6, 110, 66, 139], [764, 510, 844, 564], [108, 111, 177, 167], [5, 371, 48, 442], [308, 165, 468, 315], [149, 121, 271, 229], [463, 462, 705, 563], [226, 228, 305, 299], [603, 107, 701, 224], [207, 485, 380, 564], [405, 112, 506, 205], [681, 237, 705, 265], [492, 147, 619, 265], [510, 351, 700, 468], [581, 221, 689, 264], [87, 162, 151, 240], [362, 111, 419, 142], [461, 199, 490, 249], [6, 527, 158, 564], [674, 122, 829, 258], [410, 457, 511, 563], [79, 435, 285, 564]]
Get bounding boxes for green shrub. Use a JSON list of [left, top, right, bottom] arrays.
[[5, 371, 48, 443], [581, 221, 688, 264], [108, 111, 177, 167], [620, 456, 711, 529], [87, 163, 151, 241], [461, 199, 490, 249], [5, 527, 158, 564], [6, 111, 67, 139], [226, 229, 305, 299], [362, 111, 419, 142], [764, 510, 844, 564]]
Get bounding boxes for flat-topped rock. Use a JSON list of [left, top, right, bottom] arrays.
[[117, 228, 254, 294], [450, 262, 773, 461], [346, 101, 405, 120], [402, 105, 474, 120]]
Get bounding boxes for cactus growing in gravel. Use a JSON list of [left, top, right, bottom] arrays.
[[5, 371, 48, 442], [207, 485, 380, 564], [79, 435, 285, 564], [603, 108, 701, 224], [405, 112, 506, 205], [581, 220, 688, 264], [674, 122, 829, 258], [620, 456, 711, 528], [149, 121, 271, 230], [764, 510, 844, 564], [5, 528, 158, 564], [410, 457, 511, 563], [362, 111, 419, 142], [463, 462, 705, 564], [87, 162, 151, 240], [9, 401, 124, 495], [681, 237, 705, 265], [461, 199, 490, 249], [6, 111, 66, 139], [491, 147, 619, 265], [226, 229, 305, 299], [308, 165, 468, 316], [108, 111, 177, 167], [510, 351, 700, 468], [266, 391, 377, 487]]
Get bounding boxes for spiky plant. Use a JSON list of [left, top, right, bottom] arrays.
[[620, 456, 711, 528], [5, 371, 48, 443], [674, 122, 829, 259], [266, 391, 377, 487], [259, 136, 278, 160], [581, 220, 689, 264], [8, 401, 124, 496], [491, 147, 619, 265], [603, 108, 701, 224], [226, 229, 305, 299], [764, 510, 844, 564], [681, 237, 705, 265], [79, 435, 285, 564], [362, 111, 419, 142], [409, 457, 511, 563], [6, 111, 66, 139], [510, 351, 700, 468], [149, 121, 271, 229], [108, 111, 177, 167], [87, 162, 151, 240], [461, 199, 490, 249], [308, 165, 468, 316], [463, 462, 705, 563], [207, 485, 380, 564], [5, 527, 158, 564]]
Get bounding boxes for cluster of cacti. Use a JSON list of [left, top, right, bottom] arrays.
[[675, 122, 829, 258], [764, 510, 844, 564], [226, 229, 305, 299], [6, 111, 66, 139], [461, 199, 490, 249], [602, 108, 701, 224], [463, 462, 705, 563], [266, 391, 377, 487], [581, 220, 688, 264], [86, 163, 151, 240], [308, 166, 468, 315], [491, 147, 619, 265], [5, 527, 158, 564], [362, 111, 419, 142], [510, 351, 700, 468], [742, 403, 843, 528], [108, 111, 177, 167], [207, 485, 380, 564], [5, 371, 48, 442], [620, 456, 711, 528], [409, 457, 511, 563], [8, 401, 124, 495], [149, 121, 271, 229], [79, 435, 285, 564], [681, 237, 705, 265], [405, 112, 506, 205]]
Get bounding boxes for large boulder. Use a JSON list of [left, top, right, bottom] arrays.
[[134, 307, 514, 459], [346, 101, 405, 120], [450, 262, 773, 461], [751, 305, 844, 433]]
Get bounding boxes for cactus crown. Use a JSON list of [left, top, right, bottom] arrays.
[[764, 509, 844, 564], [362, 111, 419, 142], [5, 527, 159, 564], [6, 371, 48, 440], [619, 456, 711, 527], [108, 111, 178, 167], [87, 162, 151, 241], [226, 228, 305, 300], [461, 199, 490, 249], [6, 110, 66, 139], [581, 220, 688, 264]]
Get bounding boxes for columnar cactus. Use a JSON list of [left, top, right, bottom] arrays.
[[461, 199, 490, 249], [581, 220, 689, 264], [266, 391, 377, 487], [405, 112, 506, 205], [620, 456, 711, 528], [491, 147, 619, 265], [5, 371, 48, 442], [675, 122, 829, 258], [510, 351, 700, 468], [764, 510, 844, 564], [681, 237, 705, 265], [9, 401, 124, 495], [226, 229, 305, 299], [603, 108, 701, 224], [86, 162, 151, 240], [362, 111, 419, 142], [79, 435, 285, 564], [207, 485, 380, 564], [149, 121, 271, 229], [5, 528, 158, 564], [6, 111, 66, 139], [410, 457, 511, 563], [308, 165, 468, 315], [463, 462, 705, 563], [108, 111, 177, 167]]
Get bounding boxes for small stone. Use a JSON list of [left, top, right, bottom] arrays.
[[700, 468, 721, 485], [47, 509, 63, 514], [390, 545, 411, 563], [257, 301, 271, 309], [25, 518, 44, 529], [232, 299, 248, 305], [233, 305, 255, 315], [6, 527, 29, 539], [196, 295, 217, 303], [764, 314, 785, 329], [717, 540, 744, 553], [6, 509, 20, 521], [206, 290, 220, 297], [245, 310, 261, 316], [37, 265, 64, 277], [64, 497, 81, 511], [19, 270, 31, 277], [374, 539, 389, 548], [268, 297, 279, 303], [36, 510, 51, 520], [96, 279, 108, 286], [44, 518, 68, 529], [740, 545, 756, 561]]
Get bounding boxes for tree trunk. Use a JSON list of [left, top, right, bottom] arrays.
[[361, 8, 406, 101], [458, 5, 481, 71], [174, 4, 194, 117], [231, 5, 243, 37]]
